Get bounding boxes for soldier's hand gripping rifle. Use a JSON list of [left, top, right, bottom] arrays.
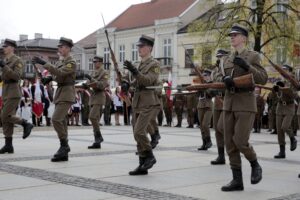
[[182, 44, 206, 83], [186, 74, 254, 91], [102, 14, 122, 83], [261, 52, 300, 89]]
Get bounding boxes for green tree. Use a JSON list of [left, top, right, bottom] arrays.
[[189, 0, 300, 55]]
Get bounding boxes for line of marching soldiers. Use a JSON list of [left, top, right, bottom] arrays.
[[0, 23, 299, 193]]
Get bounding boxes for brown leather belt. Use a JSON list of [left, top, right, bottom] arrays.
[[4, 80, 18, 84], [57, 82, 74, 87]]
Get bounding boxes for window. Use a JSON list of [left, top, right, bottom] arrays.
[[185, 49, 194, 68], [163, 38, 172, 65], [76, 59, 81, 70], [104, 47, 110, 70], [276, 47, 286, 64], [131, 43, 138, 61], [25, 60, 34, 73], [277, 0, 287, 13], [119, 45, 125, 63], [202, 50, 212, 67], [88, 57, 93, 70], [251, 0, 257, 8]]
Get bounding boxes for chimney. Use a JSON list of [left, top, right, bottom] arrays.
[[34, 33, 43, 39], [19, 34, 28, 41]]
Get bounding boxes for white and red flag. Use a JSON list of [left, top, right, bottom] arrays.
[[32, 79, 44, 118]]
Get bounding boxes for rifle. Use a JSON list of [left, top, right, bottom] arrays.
[[186, 74, 254, 91], [182, 44, 206, 83], [23, 43, 43, 79], [261, 52, 300, 89], [101, 14, 122, 83]]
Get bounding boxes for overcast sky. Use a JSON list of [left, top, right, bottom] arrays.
[[0, 0, 149, 43]]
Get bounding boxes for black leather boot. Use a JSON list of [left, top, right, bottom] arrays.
[[0, 137, 14, 154], [250, 160, 262, 184], [88, 131, 103, 149], [140, 150, 156, 171], [221, 168, 244, 191], [290, 136, 297, 151], [205, 137, 212, 149], [211, 147, 225, 165], [21, 120, 34, 139], [198, 138, 207, 150], [150, 131, 161, 149], [129, 157, 148, 175], [274, 145, 285, 159], [51, 139, 70, 162]]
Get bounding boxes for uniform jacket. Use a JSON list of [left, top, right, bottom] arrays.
[[44, 55, 76, 104], [276, 82, 297, 116], [89, 67, 108, 106], [217, 49, 268, 112], [128, 56, 161, 111], [197, 91, 213, 109], [186, 93, 197, 109], [2, 54, 23, 100]]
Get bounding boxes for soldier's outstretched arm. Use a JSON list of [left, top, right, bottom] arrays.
[[1, 59, 23, 80], [247, 53, 268, 85], [44, 61, 76, 77]]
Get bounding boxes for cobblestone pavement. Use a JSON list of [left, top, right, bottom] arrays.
[[0, 125, 299, 200]]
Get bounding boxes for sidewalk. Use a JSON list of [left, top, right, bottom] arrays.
[[0, 125, 299, 200]]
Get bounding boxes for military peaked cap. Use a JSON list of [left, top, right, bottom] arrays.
[[58, 37, 74, 48], [93, 56, 103, 63], [3, 38, 17, 48], [228, 23, 249, 37], [137, 35, 154, 47], [216, 49, 229, 57]]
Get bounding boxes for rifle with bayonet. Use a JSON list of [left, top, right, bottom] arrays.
[[102, 14, 122, 83], [261, 52, 300, 89], [182, 44, 206, 83]]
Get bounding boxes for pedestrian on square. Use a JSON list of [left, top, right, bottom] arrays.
[[217, 24, 268, 191], [122, 35, 161, 175], [0, 39, 34, 154], [32, 37, 76, 162]]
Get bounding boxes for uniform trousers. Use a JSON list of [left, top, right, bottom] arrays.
[[197, 107, 212, 138], [2, 98, 22, 137], [223, 111, 257, 169], [52, 102, 73, 140], [132, 106, 160, 156]]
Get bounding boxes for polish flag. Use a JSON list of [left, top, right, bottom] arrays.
[[32, 79, 44, 118]]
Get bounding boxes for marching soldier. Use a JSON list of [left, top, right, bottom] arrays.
[[173, 85, 185, 127], [85, 56, 108, 149], [253, 87, 265, 133], [267, 89, 278, 134], [33, 37, 76, 162], [273, 64, 297, 159], [122, 35, 161, 175], [210, 49, 229, 165], [0, 39, 34, 154], [217, 24, 267, 191], [185, 90, 197, 128], [197, 69, 213, 151]]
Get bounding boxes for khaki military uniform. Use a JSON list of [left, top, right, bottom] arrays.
[[186, 93, 197, 127], [88, 68, 108, 134], [197, 91, 213, 139], [1, 54, 24, 137], [213, 93, 225, 148], [173, 93, 185, 126], [217, 49, 268, 169], [128, 56, 161, 156], [44, 56, 76, 140], [253, 95, 265, 132], [276, 85, 297, 145], [267, 91, 278, 131], [162, 93, 172, 126]]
